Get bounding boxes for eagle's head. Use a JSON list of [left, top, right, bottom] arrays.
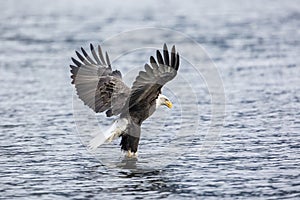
[[156, 94, 173, 109]]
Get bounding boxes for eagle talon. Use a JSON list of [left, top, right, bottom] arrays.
[[125, 150, 138, 158]]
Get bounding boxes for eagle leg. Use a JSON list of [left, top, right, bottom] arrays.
[[120, 133, 140, 157]]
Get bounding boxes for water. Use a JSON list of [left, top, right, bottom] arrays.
[[1, 0, 300, 199]]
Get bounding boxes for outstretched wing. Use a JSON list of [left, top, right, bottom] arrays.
[[70, 44, 130, 117], [128, 44, 180, 123]]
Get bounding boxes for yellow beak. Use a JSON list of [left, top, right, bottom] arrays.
[[165, 100, 173, 109]]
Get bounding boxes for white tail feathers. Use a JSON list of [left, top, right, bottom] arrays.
[[88, 118, 128, 151]]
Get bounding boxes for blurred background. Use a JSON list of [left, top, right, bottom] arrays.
[[0, 0, 299, 199]]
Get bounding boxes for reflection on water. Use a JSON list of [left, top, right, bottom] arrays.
[[117, 157, 139, 170], [1, 0, 300, 199]]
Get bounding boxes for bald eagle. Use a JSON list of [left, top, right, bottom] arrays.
[[70, 43, 180, 157]]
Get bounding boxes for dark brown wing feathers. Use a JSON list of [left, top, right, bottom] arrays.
[[127, 44, 180, 123], [70, 44, 130, 116]]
